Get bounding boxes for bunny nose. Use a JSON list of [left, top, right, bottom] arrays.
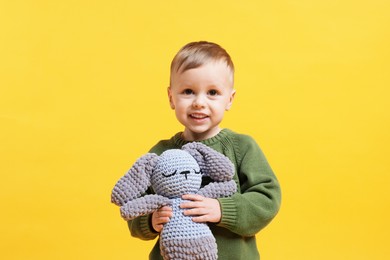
[[180, 170, 191, 180]]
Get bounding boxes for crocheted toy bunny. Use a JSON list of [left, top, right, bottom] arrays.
[[111, 142, 237, 260]]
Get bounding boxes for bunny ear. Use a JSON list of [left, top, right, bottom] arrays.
[[182, 142, 235, 182], [111, 153, 158, 206]]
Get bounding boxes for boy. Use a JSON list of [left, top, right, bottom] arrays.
[[127, 41, 281, 259]]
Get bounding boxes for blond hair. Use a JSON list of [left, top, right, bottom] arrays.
[[170, 41, 234, 83]]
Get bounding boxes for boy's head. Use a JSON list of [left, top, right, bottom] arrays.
[[168, 41, 236, 141], [170, 41, 234, 87]]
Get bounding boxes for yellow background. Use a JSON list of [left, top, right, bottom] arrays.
[[1, 1, 389, 259]]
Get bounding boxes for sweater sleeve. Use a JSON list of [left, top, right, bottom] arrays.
[[127, 214, 159, 240], [217, 134, 281, 237]]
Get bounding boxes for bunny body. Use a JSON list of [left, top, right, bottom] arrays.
[[111, 142, 237, 260], [160, 198, 217, 259]]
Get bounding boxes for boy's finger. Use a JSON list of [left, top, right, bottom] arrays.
[[179, 201, 195, 209], [191, 216, 208, 223], [159, 206, 173, 212], [182, 194, 204, 201], [182, 207, 206, 216]]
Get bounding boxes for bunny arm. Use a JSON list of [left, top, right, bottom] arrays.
[[197, 180, 237, 198], [120, 194, 171, 221]]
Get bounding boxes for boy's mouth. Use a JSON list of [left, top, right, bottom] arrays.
[[189, 113, 208, 119]]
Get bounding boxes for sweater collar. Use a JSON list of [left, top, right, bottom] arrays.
[[173, 128, 231, 147]]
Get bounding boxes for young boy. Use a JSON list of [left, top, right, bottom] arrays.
[[127, 41, 281, 259]]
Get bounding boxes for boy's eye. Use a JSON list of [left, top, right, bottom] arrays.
[[183, 89, 194, 95], [208, 89, 218, 96]]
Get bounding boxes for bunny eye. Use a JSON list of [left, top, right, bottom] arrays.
[[162, 170, 177, 178], [194, 169, 202, 175]]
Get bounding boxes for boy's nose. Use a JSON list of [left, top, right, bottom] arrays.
[[193, 95, 206, 108]]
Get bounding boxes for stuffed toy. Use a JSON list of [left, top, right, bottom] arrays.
[[111, 142, 237, 260]]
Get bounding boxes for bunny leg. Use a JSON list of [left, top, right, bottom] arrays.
[[161, 235, 217, 260]]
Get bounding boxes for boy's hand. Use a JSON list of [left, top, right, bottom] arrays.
[[180, 194, 221, 223], [151, 206, 173, 233]]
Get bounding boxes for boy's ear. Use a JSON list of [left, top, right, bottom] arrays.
[[167, 86, 175, 109], [225, 89, 236, 111]]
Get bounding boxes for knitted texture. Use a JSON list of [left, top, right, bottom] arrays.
[[196, 181, 237, 198], [111, 153, 158, 206], [160, 198, 217, 260], [111, 142, 237, 260], [120, 194, 171, 220]]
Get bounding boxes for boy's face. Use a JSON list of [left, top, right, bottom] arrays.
[[168, 61, 235, 141]]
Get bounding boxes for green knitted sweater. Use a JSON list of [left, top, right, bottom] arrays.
[[127, 129, 281, 259]]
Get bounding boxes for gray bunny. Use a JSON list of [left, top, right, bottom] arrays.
[[111, 142, 237, 260]]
